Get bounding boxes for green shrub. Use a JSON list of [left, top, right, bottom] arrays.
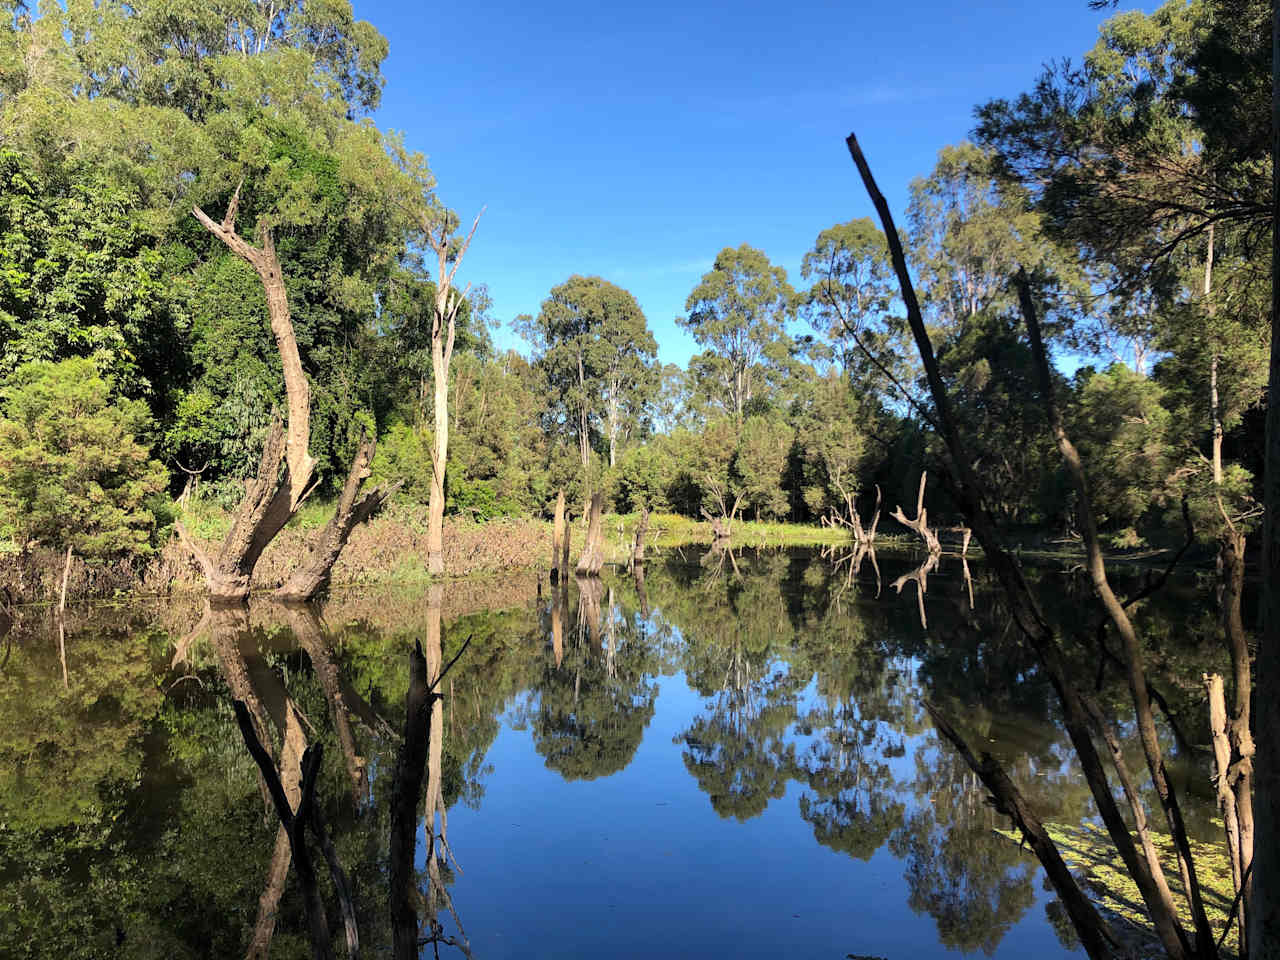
[[0, 358, 168, 556]]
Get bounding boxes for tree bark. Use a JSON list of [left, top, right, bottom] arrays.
[[1255, 5, 1280, 951], [632, 505, 649, 566], [1017, 269, 1214, 954], [891, 472, 940, 554], [551, 490, 566, 584], [423, 208, 483, 578], [575, 493, 605, 577], [276, 435, 400, 601]]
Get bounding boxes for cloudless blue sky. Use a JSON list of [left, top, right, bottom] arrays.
[[363, 0, 1154, 368]]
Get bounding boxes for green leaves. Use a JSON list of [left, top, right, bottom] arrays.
[[0, 358, 168, 557]]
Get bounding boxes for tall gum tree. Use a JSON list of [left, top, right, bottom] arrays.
[[681, 244, 795, 422]]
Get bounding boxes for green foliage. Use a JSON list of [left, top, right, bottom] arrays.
[[681, 244, 796, 421], [0, 358, 168, 556], [1067, 364, 1172, 531]]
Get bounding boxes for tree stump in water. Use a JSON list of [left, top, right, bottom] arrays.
[[575, 493, 605, 577], [551, 489, 567, 584]]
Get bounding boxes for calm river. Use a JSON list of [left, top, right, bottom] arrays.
[[0, 546, 1227, 958]]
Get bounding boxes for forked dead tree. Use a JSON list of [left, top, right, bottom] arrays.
[[176, 183, 396, 601], [890, 472, 940, 555], [823, 476, 882, 544]]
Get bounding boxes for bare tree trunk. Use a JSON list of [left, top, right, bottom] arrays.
[[1255, 7, 1280, 951], [551, 490, 566, 584], [1017, 269, 1215, 954], [575, 493, 605, 577], [181, 188, 318, 601], [891, 472, 941, 554], [277, 436, 400, 601], [632, 505, 649, 566], [846, 133, 1195, 960], [423, 209, 483, 578]]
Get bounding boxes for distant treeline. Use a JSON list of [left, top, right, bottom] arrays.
[[0, 0, 1268, 561]]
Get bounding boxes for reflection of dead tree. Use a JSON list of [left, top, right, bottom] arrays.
[[925, 701, 1116, 958], [891, 553, 938, 629], [281, 603, 368, 806], [389, 617, 473, 960], [176, 183, 395, 602], [701, 475, 744, 542], [605, 586, 617, 680], [699, 539, 740, 583], [550, 580, 566, 668], [234, 705, 359, 960], [823, 542, 881, 605], [890, 472, 940, 555], [633, 560, 650, 621], [576, 575, 605, 649]]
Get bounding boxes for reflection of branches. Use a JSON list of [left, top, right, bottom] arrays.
[[892, 554, 939, 629], [822, 543, 881, 605]]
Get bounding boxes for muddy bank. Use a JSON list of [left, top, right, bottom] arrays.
[[0, 515, 561, 604]]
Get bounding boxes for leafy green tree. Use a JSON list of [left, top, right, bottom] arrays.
[[733, 415, 793, 521], [1067, 363, 1173, 535], [0, 358, 167, 556], [520, 275, 657, 470], [680, 244, 796, 421]]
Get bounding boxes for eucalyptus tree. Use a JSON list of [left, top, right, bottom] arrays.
[[680, 244, 796, 422], [519, 275, 657, 471]]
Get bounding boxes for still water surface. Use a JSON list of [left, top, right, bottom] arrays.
[[0, 546, 1222, 958]]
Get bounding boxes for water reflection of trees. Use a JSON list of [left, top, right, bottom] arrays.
[[0, 548, 1233, 958]]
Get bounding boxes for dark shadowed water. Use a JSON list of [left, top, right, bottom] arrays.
[[0, 546, 1227, 958]]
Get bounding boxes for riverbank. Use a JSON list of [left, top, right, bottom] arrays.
[[0, 502, 863, 604]]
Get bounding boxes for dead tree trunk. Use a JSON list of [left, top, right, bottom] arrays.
[[891, 472, 940, 554], [276, 436, 400, 601], [632, 505, 650, 566], [575, 493, 605, 577], [423, 209, 483, 578], [551, 490, 567, 584], [847, 132, 1196, 960], [1016, 269, 1215, 954], [701, 476, 743, 543], [179, 184, 392, 602]]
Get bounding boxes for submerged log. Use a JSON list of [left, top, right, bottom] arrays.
[[575, 493, 605, 577]]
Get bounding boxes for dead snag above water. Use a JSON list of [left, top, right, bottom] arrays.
[[890, 472, 941, 555], [176, 181, 393, 602], [575, 493, 605, 577]]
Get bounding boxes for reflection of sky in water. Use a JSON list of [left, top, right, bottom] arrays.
[[448, 645, 1082, 958]]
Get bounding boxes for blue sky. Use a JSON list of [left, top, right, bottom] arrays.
[[364, 0, 1153, 368]]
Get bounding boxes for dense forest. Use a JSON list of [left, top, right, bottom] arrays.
[[0, 0, 1270, 568]]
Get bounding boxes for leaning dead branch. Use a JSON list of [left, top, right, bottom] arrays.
[[847, 131, 1197, 960], [925, 701, 1117, 958]]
